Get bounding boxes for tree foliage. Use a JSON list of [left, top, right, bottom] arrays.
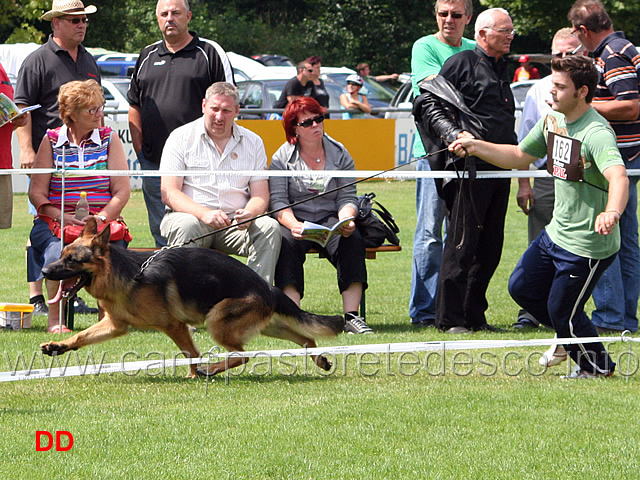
[[3, 0, 640, 73]]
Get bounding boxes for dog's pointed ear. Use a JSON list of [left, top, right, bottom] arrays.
[[94, 220, 111, 248], [81, 216, 99, 237]]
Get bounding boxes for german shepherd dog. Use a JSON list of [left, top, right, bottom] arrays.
[[40, 218, 344, 377]]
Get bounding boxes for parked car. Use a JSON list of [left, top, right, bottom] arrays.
[[93, 53, 139, 77], [236, 78, 345, 119], [384, 77, 539, 132], [251, 54, 295, 67], [102, 77, 131, 121]]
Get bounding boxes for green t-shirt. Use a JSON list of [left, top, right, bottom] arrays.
[[411, 34, 475, 158], [519, 108, 624, 259]]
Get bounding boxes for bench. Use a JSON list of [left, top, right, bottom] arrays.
[[129, 244, 402, 319]]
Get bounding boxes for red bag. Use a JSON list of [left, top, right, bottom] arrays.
[[38, 214, 133, 244]]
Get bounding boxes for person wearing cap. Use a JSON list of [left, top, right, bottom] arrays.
[[512, 54, 540, 82], [14, 0, 101, 318], [340, 74, 371, 119]]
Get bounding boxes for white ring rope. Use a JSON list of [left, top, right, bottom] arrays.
[[0, 334, 636, 383], [3, 168, 640, 179]]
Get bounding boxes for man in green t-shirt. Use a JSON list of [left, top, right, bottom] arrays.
[[409, 0, 475, 328], [449, 55, 628, 379]]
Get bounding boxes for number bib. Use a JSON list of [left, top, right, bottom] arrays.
[[546, 132, 583, 181]]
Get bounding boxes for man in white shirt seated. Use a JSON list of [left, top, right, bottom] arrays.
[[160, 82, 281, 283]]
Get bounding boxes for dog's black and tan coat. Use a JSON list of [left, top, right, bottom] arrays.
[[40, 218, 344, 377]]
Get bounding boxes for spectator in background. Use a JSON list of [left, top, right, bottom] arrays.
[[356, 63, 399, 84], [569, 0, 640, 334], [160, 82, 280, 284], [513, 28, 589, 331], [416, 8, 516, 334], [512, 55, 540, 82], [340, 74, 371, 119], [409, 0, 474, 328], [269, 97, 372, 334], [14, 0, 101, 316], [304, 56, 330, 108], [273, 62, 313, 110], [29, 80, 130, 333], [0, 61, 28, 230], [128, 0, 234, 248]]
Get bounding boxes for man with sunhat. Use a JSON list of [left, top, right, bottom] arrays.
[[14, 0, 101, 318], [15, 0, 100, 169], [512, 55, 540, 82]]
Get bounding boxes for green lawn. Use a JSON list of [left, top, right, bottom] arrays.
[[1, 182, 639, 479]]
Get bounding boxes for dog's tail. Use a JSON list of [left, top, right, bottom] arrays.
[[273, 288, 344, 337]]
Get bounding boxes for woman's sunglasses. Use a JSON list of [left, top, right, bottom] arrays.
[[296, 115, 324, 128]]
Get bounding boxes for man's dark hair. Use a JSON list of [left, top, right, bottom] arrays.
[[568, 0, 612, 33], [551, 55, 599, 103]]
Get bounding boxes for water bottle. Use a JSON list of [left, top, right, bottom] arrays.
[[74, 191, 90, 220]]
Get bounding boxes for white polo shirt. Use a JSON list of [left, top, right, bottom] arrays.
[[160, 117, 268, 214]]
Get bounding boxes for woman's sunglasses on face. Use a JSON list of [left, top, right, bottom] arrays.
[[296, 115, 325, 128]]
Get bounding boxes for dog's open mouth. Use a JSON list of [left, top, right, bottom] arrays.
[[48, 275, 90, 304]]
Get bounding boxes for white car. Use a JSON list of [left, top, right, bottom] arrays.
[[102, 77, 131, 122]]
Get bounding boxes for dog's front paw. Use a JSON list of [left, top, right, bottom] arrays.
[[40, 342, 67, 356]]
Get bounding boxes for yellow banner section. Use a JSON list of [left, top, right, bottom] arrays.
[[237, 119, 395, 171]]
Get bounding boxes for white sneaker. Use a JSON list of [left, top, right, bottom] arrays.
[[539, 343, 568, 367], [344, 314, 374, 334], [561, 364, 613, 379]]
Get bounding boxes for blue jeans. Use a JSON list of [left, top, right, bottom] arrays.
[[591, 177, 639, 332], [139, 152, 167, 247], [409, 157, 446, 323]]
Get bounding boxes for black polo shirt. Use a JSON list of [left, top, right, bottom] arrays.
[[14, 35, 101, 151], [127, 31, 234, 165]]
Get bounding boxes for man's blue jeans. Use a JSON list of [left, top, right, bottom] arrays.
[[591, 177, 639, 332], [139, 151, 167, 247], [409, 157, 445, 323]]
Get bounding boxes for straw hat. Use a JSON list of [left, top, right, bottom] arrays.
[[41, 0, 97, 21]]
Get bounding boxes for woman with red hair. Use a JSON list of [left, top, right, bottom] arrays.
[[269, 97, 372, 334]]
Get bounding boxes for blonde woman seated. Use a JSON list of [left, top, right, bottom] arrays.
[[340, 74, 371, 119], [28, 79, 130, 333], [269, 97, 372, 334]]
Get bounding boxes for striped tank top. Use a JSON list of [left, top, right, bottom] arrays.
[[46, 125, 113, 213]]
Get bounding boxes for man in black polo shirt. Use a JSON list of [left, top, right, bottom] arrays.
[[128, 0, 234, 247], [15, 0, 100, 168], [417, 8, 516, 334]]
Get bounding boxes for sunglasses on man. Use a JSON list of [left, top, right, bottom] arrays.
[[437, 11, 465, 19], [60, 16, 89, 24], [296, 115, 325, 128]]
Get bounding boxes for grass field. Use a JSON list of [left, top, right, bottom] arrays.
[[1, 181, 639, 479]]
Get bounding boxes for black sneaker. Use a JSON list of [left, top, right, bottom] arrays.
[[31, 298, 49, 316], [344, 314, 374, 334], [74, 296, 99, 314]]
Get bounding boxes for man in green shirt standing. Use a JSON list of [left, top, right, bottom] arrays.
[[449, 55, 628, 378], [409, 0, 475, 328]]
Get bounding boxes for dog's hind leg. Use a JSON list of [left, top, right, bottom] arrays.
[[40, 315, 129, 356], [156, 322, 203, 378], [261, 325, 332, 371]]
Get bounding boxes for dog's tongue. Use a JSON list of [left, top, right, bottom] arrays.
[[47, 278, 76, 305]]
